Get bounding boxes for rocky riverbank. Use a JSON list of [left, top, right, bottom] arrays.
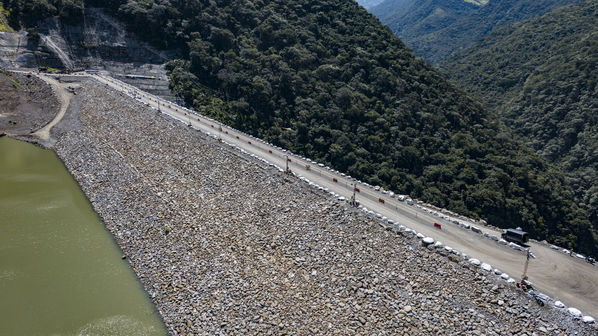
[[50, 79, 595, 335]]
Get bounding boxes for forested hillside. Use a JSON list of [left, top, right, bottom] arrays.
[[2, 0, 83, 27], [441, 0, 598, 239], [369, 0, 581, 63], [4, 0, 596, 255]]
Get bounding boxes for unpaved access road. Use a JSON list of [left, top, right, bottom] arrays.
[[31, 73, 74, 142], [73, 73, 598, 319]]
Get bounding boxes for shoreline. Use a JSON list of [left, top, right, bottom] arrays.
[[0, 135, 167, 335], [0, 134, 169, 334], [0, 73, 170, 333]]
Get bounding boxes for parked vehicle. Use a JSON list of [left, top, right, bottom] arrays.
[[501, 228, 529, 245]]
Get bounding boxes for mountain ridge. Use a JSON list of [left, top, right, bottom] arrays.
[[370, 0, 582, 63], [441, 0, 598, 240]]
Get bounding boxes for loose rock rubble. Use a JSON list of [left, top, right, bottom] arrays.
[[50, 80, 595, 335]]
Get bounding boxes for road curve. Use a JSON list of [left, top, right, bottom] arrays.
[[82, 73, 598, 318], [31, 73, 72, 141]]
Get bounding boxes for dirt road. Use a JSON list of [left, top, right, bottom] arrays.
[[31, 74, 74, 142]]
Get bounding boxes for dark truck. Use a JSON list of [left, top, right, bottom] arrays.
[[502, 228, 529, 246]]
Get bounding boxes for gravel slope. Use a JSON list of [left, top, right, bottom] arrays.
[[50, 80, 595, 335]]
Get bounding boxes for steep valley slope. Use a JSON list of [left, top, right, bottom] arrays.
[[441, 0, 598, 243], [368, 0, 581, 63]]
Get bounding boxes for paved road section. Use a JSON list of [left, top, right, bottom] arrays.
[[66, 72, 598, 319]]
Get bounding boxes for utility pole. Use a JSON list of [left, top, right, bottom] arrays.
[[350, 183, 358, 207], [285, 155, 291, 174], [521, 248, 531, 281]]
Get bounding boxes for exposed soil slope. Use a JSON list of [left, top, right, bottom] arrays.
[[0, 70, 58, 135]]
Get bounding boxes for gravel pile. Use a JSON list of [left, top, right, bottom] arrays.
[[52, 80, 595, 335]]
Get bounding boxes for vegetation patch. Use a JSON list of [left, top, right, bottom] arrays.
[[39, 66, 60, 73], [0, 69, 22, 90], [0, 2, 14, 32], [0, 2, 9, 16]]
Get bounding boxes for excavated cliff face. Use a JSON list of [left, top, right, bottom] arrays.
[[0, 8, 180, 102]]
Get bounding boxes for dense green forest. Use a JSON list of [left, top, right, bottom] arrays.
[[441, 0, 598, 240], [2, 0, 84, 27], [4, 0, 596, 255], [369, 0, 581, 63]]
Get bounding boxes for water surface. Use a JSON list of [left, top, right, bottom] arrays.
[[0, 137, 165, 335]]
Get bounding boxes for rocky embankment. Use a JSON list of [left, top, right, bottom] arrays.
[[50, 80, 595, 335]]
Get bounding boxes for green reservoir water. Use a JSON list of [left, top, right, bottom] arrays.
[[0, 137, 165, 335]]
